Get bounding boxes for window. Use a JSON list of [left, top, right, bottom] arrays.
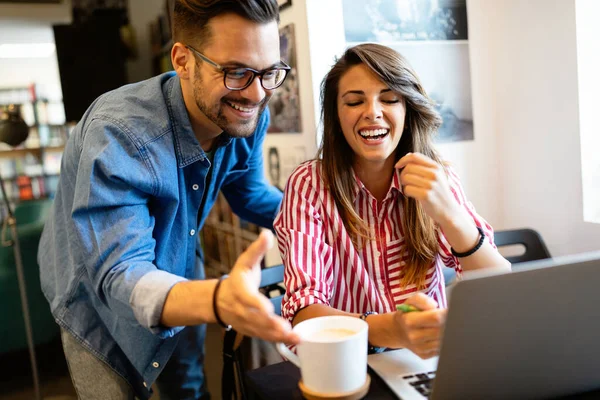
[[575, 0, 600, 223]]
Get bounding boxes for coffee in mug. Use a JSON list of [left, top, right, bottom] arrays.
[[277, 315, 368, 395], [306, 328, 357, 341]]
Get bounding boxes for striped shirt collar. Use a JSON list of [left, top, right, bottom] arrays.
[[351, 167, 404, 202]]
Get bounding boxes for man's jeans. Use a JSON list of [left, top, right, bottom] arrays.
[[61, 326, 210, 400]]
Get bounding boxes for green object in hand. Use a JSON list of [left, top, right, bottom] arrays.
[[396, 304, 420, 313]]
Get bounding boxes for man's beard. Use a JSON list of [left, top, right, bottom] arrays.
[[193, 70, 270, 138]]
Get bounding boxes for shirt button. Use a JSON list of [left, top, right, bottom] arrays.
[[374, 251, 381, 257], [190, 229, 196, 236], [152, 361, 160, 368], [192, 184, 199, 190], [379, 283, 385, 290]]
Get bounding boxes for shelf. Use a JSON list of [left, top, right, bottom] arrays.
[[43, 145, 65, 152], [0, 86, 30, 92], [0, 195, 51, 205], [0, 145, 64, 158], [1, 173, 60, 181]]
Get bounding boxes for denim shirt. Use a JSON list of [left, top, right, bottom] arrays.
[[38, 72, 282, 398]]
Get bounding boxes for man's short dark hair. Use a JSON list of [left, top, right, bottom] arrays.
[[173, 0, 280, 49]]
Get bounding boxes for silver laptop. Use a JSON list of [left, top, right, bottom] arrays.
[[368, 251, 600, 400]]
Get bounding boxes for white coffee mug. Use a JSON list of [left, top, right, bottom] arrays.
[[276, 315, 368, 394]]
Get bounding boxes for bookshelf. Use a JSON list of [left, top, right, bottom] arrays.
[[201, 193, 262, 279], [0, 85, 69, 204]]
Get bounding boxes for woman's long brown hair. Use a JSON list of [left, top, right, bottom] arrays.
[[318, 43, 444, 289]]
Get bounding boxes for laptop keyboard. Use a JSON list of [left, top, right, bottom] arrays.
[[402, 371, 436, 397]]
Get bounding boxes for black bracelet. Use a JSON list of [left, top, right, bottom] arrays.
[[451, 226, 486, 258], [213, 275, 232, 331]]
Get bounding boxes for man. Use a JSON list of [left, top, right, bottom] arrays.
[[38, 1, 298, 398]]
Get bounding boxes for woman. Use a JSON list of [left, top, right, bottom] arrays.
[[274, 43, 510, 359]]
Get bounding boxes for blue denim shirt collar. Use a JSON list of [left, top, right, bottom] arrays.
[[164, 76, 233, 168]]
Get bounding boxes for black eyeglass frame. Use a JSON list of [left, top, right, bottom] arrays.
[[185, 45, 291, 91]]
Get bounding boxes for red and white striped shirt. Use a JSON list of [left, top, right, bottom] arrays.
[[274, 160, 496, 322]]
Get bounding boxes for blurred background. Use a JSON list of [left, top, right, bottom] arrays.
[[0, 0, 599, 398]]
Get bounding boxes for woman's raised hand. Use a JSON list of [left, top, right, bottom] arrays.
[[395, 152, 462, 227]]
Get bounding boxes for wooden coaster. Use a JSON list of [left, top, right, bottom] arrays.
[[298, 374, 371, 400]]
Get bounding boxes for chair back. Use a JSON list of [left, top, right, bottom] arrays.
[[494, 228, 551, 264], [222, 264, 286, 399], [259, 264, 285, 316], [443, 228, 552, 286]]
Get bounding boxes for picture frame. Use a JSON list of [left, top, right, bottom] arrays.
[[277, 0, 292, 11], [267, 23, 302, 133], [343, 0, 474, 143]]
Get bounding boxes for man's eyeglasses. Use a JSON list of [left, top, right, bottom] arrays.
[[186, 45, 291, 91]]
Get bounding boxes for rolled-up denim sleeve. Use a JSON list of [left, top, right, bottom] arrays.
[[71, 118, 181, 338], [130, 271, 187, 335]]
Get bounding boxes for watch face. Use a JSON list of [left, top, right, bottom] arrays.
[[360, 311, 377, 320], [368, 346, 386, 355]]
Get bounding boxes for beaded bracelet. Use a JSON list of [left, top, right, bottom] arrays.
[[451, 226, 485, 258]]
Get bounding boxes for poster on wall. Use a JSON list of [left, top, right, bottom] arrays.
[[268, 23, 302, 134], [277, 0, 292, 10], [342, 0, 474, 143], [266, 145, 307, 190]]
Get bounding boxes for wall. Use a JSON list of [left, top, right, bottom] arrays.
[[0, 20, 65, 124], [0, 21, 61, 98], [308, 0, 503, 229], [0, 0, 166, 103], [5, 1, 593, 257], [290, 0, 599, 257], [126, 0, 166, 83], [437, 0, 502, 230], [264, 0, 504, 264], [0, 0, 165, 123], [263, 1, 320, 164], [296, 0, 503, 228], [124, 0, 600, 258], [480, 0, 600, 256], [0, 0, 72, 24], [262, 0, 323, 265], [575, 0, 600, 224]]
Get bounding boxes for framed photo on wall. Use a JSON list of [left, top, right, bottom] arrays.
[[266, 145, 306, 190], [268, 23, 302, 133], [277, 0, 292, 11], [342, 0, 474, 143]]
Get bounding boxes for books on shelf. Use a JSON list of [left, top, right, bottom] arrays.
[[202, 192, 262, 278]]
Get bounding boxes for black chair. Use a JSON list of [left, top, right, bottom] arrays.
[[443, 227, 552, 285], [494, 228, 551, 264], [258, 264, 285, 316], [223, 264, 286, 400]]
